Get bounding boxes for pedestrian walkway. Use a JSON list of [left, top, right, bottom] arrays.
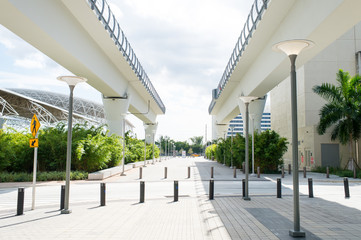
[[1, 157, 361, 239]]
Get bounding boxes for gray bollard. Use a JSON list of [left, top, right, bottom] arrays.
[[174, 181, 178, 202], [211, 167, 214, 178], [344, 177, 350, 198], [277, 178, 282, 198], [242, 179, 245, 198], [17, 187, 25, 216], [326, 166, 329, 178], [164, 167, 168, 179], [60, 185, 65, 210], [308, 178, 313, 198], [139, 167, 143, 179], [100, 183, 106, 206], [281, 166, 285, 178], [303, 167, 307, 178], [209, 179, 214, 200], [188, 167, 190, 178], [233, 167, 237, 178], [242, 162, 245, 174], [257, 166, 260, 178], [140, 181, 145, 203], [288, 164, 291, 174]]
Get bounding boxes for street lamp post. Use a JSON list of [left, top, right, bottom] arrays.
[[144, 133, 149, 167], [223, 132, 226, 166], [121, 115, 126, 175], [250, 114, 256, 177], [57, 76, 87, 214], [152, 130, 155, 164], [273, 39, 314, 237], [239, 96, 259, 201], [231, 127, 233, 167]]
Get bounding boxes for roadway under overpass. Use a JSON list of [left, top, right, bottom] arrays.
[[209, 0, 361, 139], [0, 0, 165, 141]]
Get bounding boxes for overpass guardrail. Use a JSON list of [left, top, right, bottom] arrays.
[[209, 0, 269, 114], [88, 0, 166, 114]]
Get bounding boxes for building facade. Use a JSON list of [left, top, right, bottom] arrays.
[[227, 112, 271, 137], [270, 23, 361, 170]]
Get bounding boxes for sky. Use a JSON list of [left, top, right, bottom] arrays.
[[0, 0, 254, 142]]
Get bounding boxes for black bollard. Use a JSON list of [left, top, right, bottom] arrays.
[[281, 166, 285, 178], [164, 167, 168, 179], [233, 167, 237, 178], [60, 185, 65, 210], [209, 179, 214, 200], [17, 187, 25, 216], [174, 181, 178, 202], [303, 167, 306, 178], [277, 178, 282, 198], [288, 164, 291, 174], [354, 168, 357, 179], [344, 177, 350, 198], [140, 181, 145, 203], [100, 183, 106, 206], [242, 179, 245, 198], [308, 178, 313, 198], [211, 167, 214, 178], [242, 162, 245, 174], [188, 167, 190, 178], [257, 167, 260, 178], [139, 167, 143, 179], [326, 166, 329, 178]]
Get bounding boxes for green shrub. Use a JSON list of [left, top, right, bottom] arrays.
[[0, 171, 88, 182]]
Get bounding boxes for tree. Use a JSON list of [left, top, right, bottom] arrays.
[[190, 136, 203, 154], [254, 130, 288, 173], [313, 69, 361, 168]]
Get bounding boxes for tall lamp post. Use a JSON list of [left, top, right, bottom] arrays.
[[144, 133, 149, 167], [273, 39, 314, 237], [250, 114, 256, 177], [57, 76, 87, 214], [152, 130, 155, 164], [121, 114, 126, 175], [223, 132, 227, 166], [239, 96, 259, 201], [230, 126, 234, 168]]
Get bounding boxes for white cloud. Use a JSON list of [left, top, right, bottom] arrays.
[[0, 0, 255, 141], [14, 52, 47, 69]]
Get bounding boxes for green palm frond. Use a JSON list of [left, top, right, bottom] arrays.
[[313, 69, 361, 146], [312, 83, 342, 103]]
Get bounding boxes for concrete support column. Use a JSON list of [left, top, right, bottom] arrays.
[[102, 96, 131, 136], [144, 122, 158, 164], [238, 95, 267, 133], [212, 115, 229, 140], [144, 122, 158, 144], [103, 96, 131, 175]]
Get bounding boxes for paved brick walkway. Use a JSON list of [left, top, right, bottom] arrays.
[[1, 157, 361, 239]]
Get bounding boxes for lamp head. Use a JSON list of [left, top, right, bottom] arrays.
[[57, 76, 87, 86], [239, 96, 259, 104], [273, 39, 314, 56]]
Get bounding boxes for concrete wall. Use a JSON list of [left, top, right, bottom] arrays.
[[270, 23, 361, 169]]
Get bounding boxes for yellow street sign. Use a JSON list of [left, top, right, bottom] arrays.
[[29, 138, 39, 148], [30, 114, 40, 137]]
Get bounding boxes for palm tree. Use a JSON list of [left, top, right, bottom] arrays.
[[312, 69, 361, 169]]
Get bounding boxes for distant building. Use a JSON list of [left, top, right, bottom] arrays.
[[227, 112, 271, 137]]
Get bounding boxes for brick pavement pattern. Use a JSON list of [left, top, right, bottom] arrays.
[[1, 157, 361, 239]]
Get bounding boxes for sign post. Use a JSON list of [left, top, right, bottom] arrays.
[[30, 114, 40, 210]]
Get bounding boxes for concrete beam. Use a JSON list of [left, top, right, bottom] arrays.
[[211, 0, 361, 124]]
